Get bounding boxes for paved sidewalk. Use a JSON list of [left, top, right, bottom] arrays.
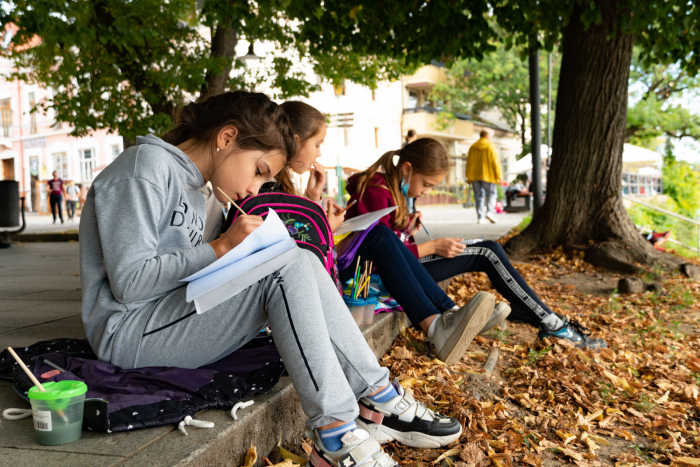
[[0, 212, 80, 235]]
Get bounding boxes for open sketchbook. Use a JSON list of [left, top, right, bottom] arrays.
[[182, 209, 299, 314], [334, 206, 397, 236]]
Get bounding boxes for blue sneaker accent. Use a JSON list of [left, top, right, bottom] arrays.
[[538, 315, 607, 350], [317, 421, 357, 451], [367, 384, 399, 403]]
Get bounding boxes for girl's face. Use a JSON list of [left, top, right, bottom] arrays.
[[291, 123, 326, 174], [211, 149, 286, 202], [401, 162, 446, 198]]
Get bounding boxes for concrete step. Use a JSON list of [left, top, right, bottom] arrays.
[[0, 311, 410, 467]]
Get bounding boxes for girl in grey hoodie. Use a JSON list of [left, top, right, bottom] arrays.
[[80, 91, 462, 461]]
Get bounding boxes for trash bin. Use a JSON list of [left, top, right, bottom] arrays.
[[0, 180, 26, 247], [0, 180, 20, 228]]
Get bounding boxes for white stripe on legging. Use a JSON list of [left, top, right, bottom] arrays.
[[457, 246, 550, 321]]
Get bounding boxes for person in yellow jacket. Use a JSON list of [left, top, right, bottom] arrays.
[[466, 130, 503, 224]]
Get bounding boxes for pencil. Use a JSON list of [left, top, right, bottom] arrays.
[[217, 186, 246, 216], [336, 199, 357, 216], [352, 256, 361, 298]]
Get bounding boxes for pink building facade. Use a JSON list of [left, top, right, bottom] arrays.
[[0, 59, 123, 213]]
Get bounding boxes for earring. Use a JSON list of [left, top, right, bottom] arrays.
[[216, 148, 220, 152]]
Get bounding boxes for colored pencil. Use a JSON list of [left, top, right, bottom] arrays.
[[217, 187, 246, 216], [336, 199, 357, 216]]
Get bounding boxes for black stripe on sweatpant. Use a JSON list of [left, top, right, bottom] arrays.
[[279, 284, 320, 391], [143, 310, 197, 337]]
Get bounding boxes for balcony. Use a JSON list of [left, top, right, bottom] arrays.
[[404, 65, 447, 89], [402, 108, 473, 141]]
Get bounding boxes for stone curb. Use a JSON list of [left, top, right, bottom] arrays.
[[10, 233, 79, 242]]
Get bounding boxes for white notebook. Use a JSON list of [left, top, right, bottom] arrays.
[[334, 206, 397, 236], [181, 209, 299, 314]]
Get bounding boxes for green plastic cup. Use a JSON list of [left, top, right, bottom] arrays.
[[28, 380, 88, 445]]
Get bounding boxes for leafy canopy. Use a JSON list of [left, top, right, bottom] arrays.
[[0, 0, 411, 140]]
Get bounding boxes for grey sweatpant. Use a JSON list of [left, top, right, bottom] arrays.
[[472, 180, 498, 220], [112, 249, 389, 429]]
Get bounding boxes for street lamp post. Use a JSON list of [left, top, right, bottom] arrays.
[[528, 34, 543, 215]]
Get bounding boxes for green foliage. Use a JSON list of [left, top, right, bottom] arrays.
[[430, 43, 559, 155], [0, 0, 411, 140], [525, 346, 550, 366], [627, 51, 700, 146], [518, 214, 533, 231]]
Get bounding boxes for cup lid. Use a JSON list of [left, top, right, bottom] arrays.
[[28, 380, 88, 400]]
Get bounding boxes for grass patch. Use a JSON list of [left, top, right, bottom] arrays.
[[518, 214, 532, 231]]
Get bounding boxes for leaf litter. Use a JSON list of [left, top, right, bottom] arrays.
[[287, 243, 700, 467]]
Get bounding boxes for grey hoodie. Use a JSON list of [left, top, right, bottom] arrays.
[[79, 135, 217, 366]]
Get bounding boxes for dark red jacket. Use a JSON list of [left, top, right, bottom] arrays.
[[346, 173, 419, 258]]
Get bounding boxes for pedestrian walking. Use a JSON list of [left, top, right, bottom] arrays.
[[466, 130, 502, 224], [47, 171, 65, 224], [65, 180, 80, 221]]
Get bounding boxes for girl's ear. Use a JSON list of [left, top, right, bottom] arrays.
[[293, 134, 300, 145], [401, 161, 412, 177], [217, 125, 239, 151]]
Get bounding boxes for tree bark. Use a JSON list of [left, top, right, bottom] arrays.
[[505, 0, 681, 273], [199, 18, 238, 101]]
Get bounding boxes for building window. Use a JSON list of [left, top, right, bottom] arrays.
[[407, 90, 419, 109], [343, 128, 350, 147], [53, 152, 68, 179], [374, 127, 379, 148], [111, 144, 120, 162], [0, 98, 11, 138], [28, 92, 37, 134], [79, 148, 95, 182]]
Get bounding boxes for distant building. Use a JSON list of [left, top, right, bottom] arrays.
[[0, 58, 122, 213]]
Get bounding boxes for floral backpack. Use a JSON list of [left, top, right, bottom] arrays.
[[223, 187, 342, 292]]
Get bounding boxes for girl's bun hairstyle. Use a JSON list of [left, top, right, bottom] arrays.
[[354, 138, 451, 229], [162, 91, 296, 162], [276, 101, 326, 195]]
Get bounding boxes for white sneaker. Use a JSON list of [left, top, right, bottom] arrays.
[[485, 213, 497, 223], [307, 426, 397, 467], [478, 302, 511, 336], [428, 291, 494, 365], [476, 218, 485, 224], [357, 379, 462, 448]]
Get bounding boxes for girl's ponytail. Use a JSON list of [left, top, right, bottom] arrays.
[[275, 167, 299, 195], [355, 138, 451, 229], [355, 150, 410, 228]]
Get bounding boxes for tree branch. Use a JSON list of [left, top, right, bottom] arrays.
[[91, 0, 174, 117], [199, 16, 238, 100]]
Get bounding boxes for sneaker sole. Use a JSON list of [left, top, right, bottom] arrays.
[[486, 216, 496, 224], [438, 291, 494, 365], [478, 302, 511, 336], [359, 420, 462, 448]]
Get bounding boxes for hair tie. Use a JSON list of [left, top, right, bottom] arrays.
[[394, 149, 401, 156]]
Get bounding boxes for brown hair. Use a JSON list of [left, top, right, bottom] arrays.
[[355, 138, 450, 229], [479, 129, 490, 138], [276, 101, 326, 195], [161, 91, 295, 165]]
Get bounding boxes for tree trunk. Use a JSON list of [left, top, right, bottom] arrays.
[[199, 19, 238, 101], [505, 0, 681, 273]]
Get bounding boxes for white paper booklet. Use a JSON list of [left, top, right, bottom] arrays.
[[334, 206, 397, 236], [182, 209, 299, 314]]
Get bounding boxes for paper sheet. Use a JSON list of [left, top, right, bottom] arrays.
[[182, 209, 289, 282], [333, 206, 397, 236]]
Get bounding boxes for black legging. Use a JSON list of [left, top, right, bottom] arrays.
[[421, 241, 553, 326], [339, 228, 553, 328]]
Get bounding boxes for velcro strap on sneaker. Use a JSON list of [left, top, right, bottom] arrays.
[[309, 448, 334, 467], [397, 401, 418, 423], [338, 439, 382, 467], [372, 451, 397, 467], [359, 405, 384, 425]]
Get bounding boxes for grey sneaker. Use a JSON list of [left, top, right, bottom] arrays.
[[307, 425, 397, 467], [478, 302, 511, 336], [357, 379, 462, 448], [428, 291, 494, 365]]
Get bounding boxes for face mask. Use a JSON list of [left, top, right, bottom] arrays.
[[400, 168, 414, 212]]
